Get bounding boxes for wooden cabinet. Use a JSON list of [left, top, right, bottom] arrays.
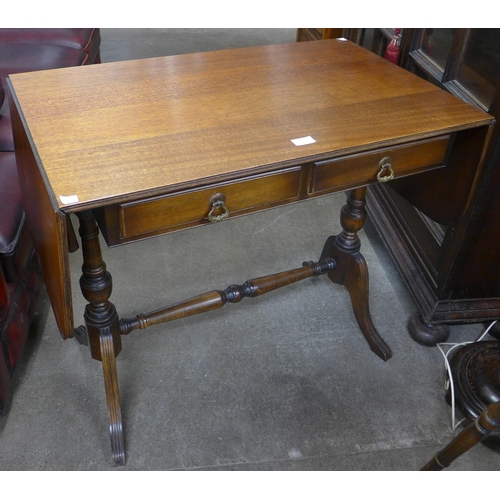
[[296, 28, 342, 42], [300, 28, 500, 344]]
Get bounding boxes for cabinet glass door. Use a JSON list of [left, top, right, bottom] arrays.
[[457, 29, 500, 109], [421, 28, 456, 72]]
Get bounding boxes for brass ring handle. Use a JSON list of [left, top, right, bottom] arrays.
[[208, 193, 230, 222], [376, 156, 395, 183]]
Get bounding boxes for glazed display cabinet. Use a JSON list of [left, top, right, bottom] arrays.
[[311, 29, 500, 345]]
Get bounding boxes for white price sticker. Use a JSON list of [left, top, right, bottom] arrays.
[[60, 194, 79, 204], [291, 136, 316, 146]]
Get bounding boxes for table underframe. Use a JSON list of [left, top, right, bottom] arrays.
[[72, 186, 391, 467]]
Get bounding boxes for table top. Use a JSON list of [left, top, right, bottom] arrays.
[[8, 39, 492, 213]]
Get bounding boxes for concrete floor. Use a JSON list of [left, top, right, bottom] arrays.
[[1, 29, 499, 472]]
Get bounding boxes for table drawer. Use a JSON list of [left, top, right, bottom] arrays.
[[119, 167, 302, 239], [311, 135, 450, 194]]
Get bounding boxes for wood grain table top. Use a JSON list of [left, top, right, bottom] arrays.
[[7, 39, 493, 213]]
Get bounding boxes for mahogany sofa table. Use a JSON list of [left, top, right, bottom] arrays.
[[6, 39, 493, 466]]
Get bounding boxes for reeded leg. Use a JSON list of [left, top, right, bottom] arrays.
[[321, 188, 392, 361], [99, 323, 125, 467], [77, 210, 126, 467], [421, 400, 500, 470]]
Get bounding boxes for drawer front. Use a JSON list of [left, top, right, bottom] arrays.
[[311, 135, 450, 194], [119, 167, 302, 239]]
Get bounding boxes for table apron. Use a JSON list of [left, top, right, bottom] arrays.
[[95, 134, 450, 247]]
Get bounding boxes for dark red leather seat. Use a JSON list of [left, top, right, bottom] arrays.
[[0, 29, 101, 413], [0, 28, 101, 61]]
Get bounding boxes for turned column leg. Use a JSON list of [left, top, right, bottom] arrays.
[[320, 188, 392, 361], [421, 399, 500, 470], [76, 210, 125, 467]]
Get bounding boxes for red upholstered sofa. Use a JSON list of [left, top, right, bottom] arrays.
[[0, 28, 101, 413]]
